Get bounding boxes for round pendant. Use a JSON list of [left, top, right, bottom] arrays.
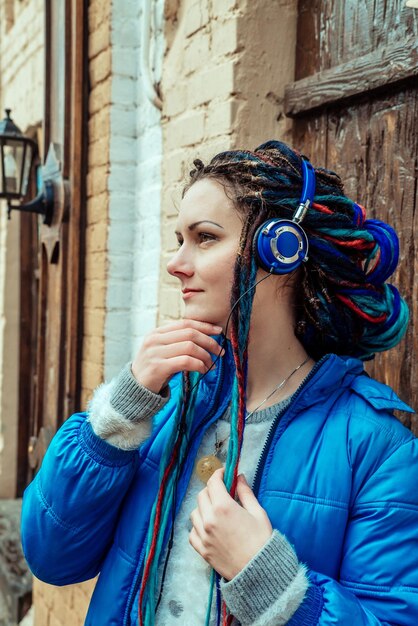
[[195, 455, 223, 483]]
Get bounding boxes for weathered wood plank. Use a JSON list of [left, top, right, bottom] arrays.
[[324, 90, 418, 431], [285, 38, 418, 117]]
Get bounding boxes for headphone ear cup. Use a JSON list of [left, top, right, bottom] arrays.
[[253, 219, 309, 274]]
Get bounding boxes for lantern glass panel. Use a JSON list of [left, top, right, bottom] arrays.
[[21, 142, 34, 197], [3, 139, 24, 196], [0, 145, 3, 195]]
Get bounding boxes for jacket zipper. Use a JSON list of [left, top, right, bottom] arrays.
[[123, 355, 228, 626], [252, 356, 327, 497]]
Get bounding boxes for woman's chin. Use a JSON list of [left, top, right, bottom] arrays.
[[182, 309, 224, 329]]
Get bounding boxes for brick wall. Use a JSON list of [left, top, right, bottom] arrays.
[[32, 578, 95, 626], [104, 0, 164, 379], [159, 0, 297, 323], [0, 0, 44, 500], [79, 0, 166, 384], [6, 0, 299, 623], [159, 0, 237, 323], [32, 1, 112, 624], [80, 0, 112, 408]]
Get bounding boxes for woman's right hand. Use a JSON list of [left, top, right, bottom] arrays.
[[131, 320, 224, 394]]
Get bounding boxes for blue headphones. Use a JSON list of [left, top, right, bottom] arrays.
[[253, 158, 315, 274]]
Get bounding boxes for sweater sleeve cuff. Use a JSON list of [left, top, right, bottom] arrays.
[[86, 364, 169, 450], [109, 362, 169, 421], [220, 530, 309, 626]]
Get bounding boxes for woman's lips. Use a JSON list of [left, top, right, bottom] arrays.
[[182, 289, 204, 299]]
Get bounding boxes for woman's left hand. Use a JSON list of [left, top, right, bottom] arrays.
[[189, 469, 273, 580]]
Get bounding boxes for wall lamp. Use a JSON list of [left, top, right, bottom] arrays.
[[0, 109, 54, 224]]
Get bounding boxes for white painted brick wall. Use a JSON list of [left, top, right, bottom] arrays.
[[105, 0, 164, 378]]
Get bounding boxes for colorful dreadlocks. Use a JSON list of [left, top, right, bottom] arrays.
[[138, 140, 409, 626]]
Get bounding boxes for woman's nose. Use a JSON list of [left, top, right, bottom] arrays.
[[166, 247, 194, 278]]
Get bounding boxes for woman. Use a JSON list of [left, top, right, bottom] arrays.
[[21, 141, 418, 626]]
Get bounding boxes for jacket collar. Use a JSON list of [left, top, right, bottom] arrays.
[[197, 343, 413, 418]]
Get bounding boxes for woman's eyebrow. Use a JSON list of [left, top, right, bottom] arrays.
[[174, 220, 225, 235], [188, 220, 224, 230]]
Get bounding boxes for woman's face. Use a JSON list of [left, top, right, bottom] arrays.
[[167, 178, 243, 328]]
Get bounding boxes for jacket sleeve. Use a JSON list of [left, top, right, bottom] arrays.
[[287, 437, 418, 626], [21, 412, 141, 586]]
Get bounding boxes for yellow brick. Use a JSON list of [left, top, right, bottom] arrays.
[[211, 0, 237, 17], [185, 60, 235, 108], [87, 165, 109, 197], [63, 608, 83, 626], [183, 32, 210, 76], [56, 584, 74, 610], [89, 80, 111, 115], [161, 196, 181, 219], [158, 288, 181, 320], [184, 0, 209, 37], [79, 578, 97, 596], [86, 221, 108, 253], [88, 1, 111, 33], [165, 109, 205, 150], [196, 136, 231, 163], [88, 108, 110, 143], [72, 583, 92, 622], [84, 307, 106, 337], [33, 594, 50, 626], [89, 48, 111, 86], [85, 251, 107, 281], [83, 335, 105, 364], [35, 581, 56, 610], [49, 612, 64, 626], [163, 149, 186, 182], [88, 136, 110, 168], [81, 387, 94, 408], [83, 279, 107, 310], [89, 21, 111, 59], [205, 99, 237, 138], [81, 361, 103, 396], [161, 219, 179, 253], [163, 82, 187, 119], [211, 18, 238, 57], [162, 183, 183, 215], [87, 192, 109, 225]]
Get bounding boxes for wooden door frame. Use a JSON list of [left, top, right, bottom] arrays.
[[17, 0, 88, 495]]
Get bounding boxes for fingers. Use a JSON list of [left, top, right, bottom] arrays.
[[157, 333, 224, 364], [197, 486, 213, 518], [156, 319, 223, 336], [236, 474, 260, 515], [190, 507, 205, 537], [206, 468, 230, 508], [189, 526, 207, 559], [132, 319, 225, 392]]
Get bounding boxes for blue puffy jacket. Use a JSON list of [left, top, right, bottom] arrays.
[[21, 352, 418, 625]]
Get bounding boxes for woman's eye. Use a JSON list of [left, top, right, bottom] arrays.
[[198, 232, 216, 244], [176, 238, 183, 248]]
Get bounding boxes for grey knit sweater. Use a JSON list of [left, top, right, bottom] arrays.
[[87, 364, 309, 625]]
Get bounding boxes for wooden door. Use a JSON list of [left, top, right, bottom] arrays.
[[18, 0, 88, 493], [285, 0, 418, 433]]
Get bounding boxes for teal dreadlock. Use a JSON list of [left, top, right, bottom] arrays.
[[138, 140, 409, 626]]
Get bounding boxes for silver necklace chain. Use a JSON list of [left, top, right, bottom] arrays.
[[214, 355, 311, 455]]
